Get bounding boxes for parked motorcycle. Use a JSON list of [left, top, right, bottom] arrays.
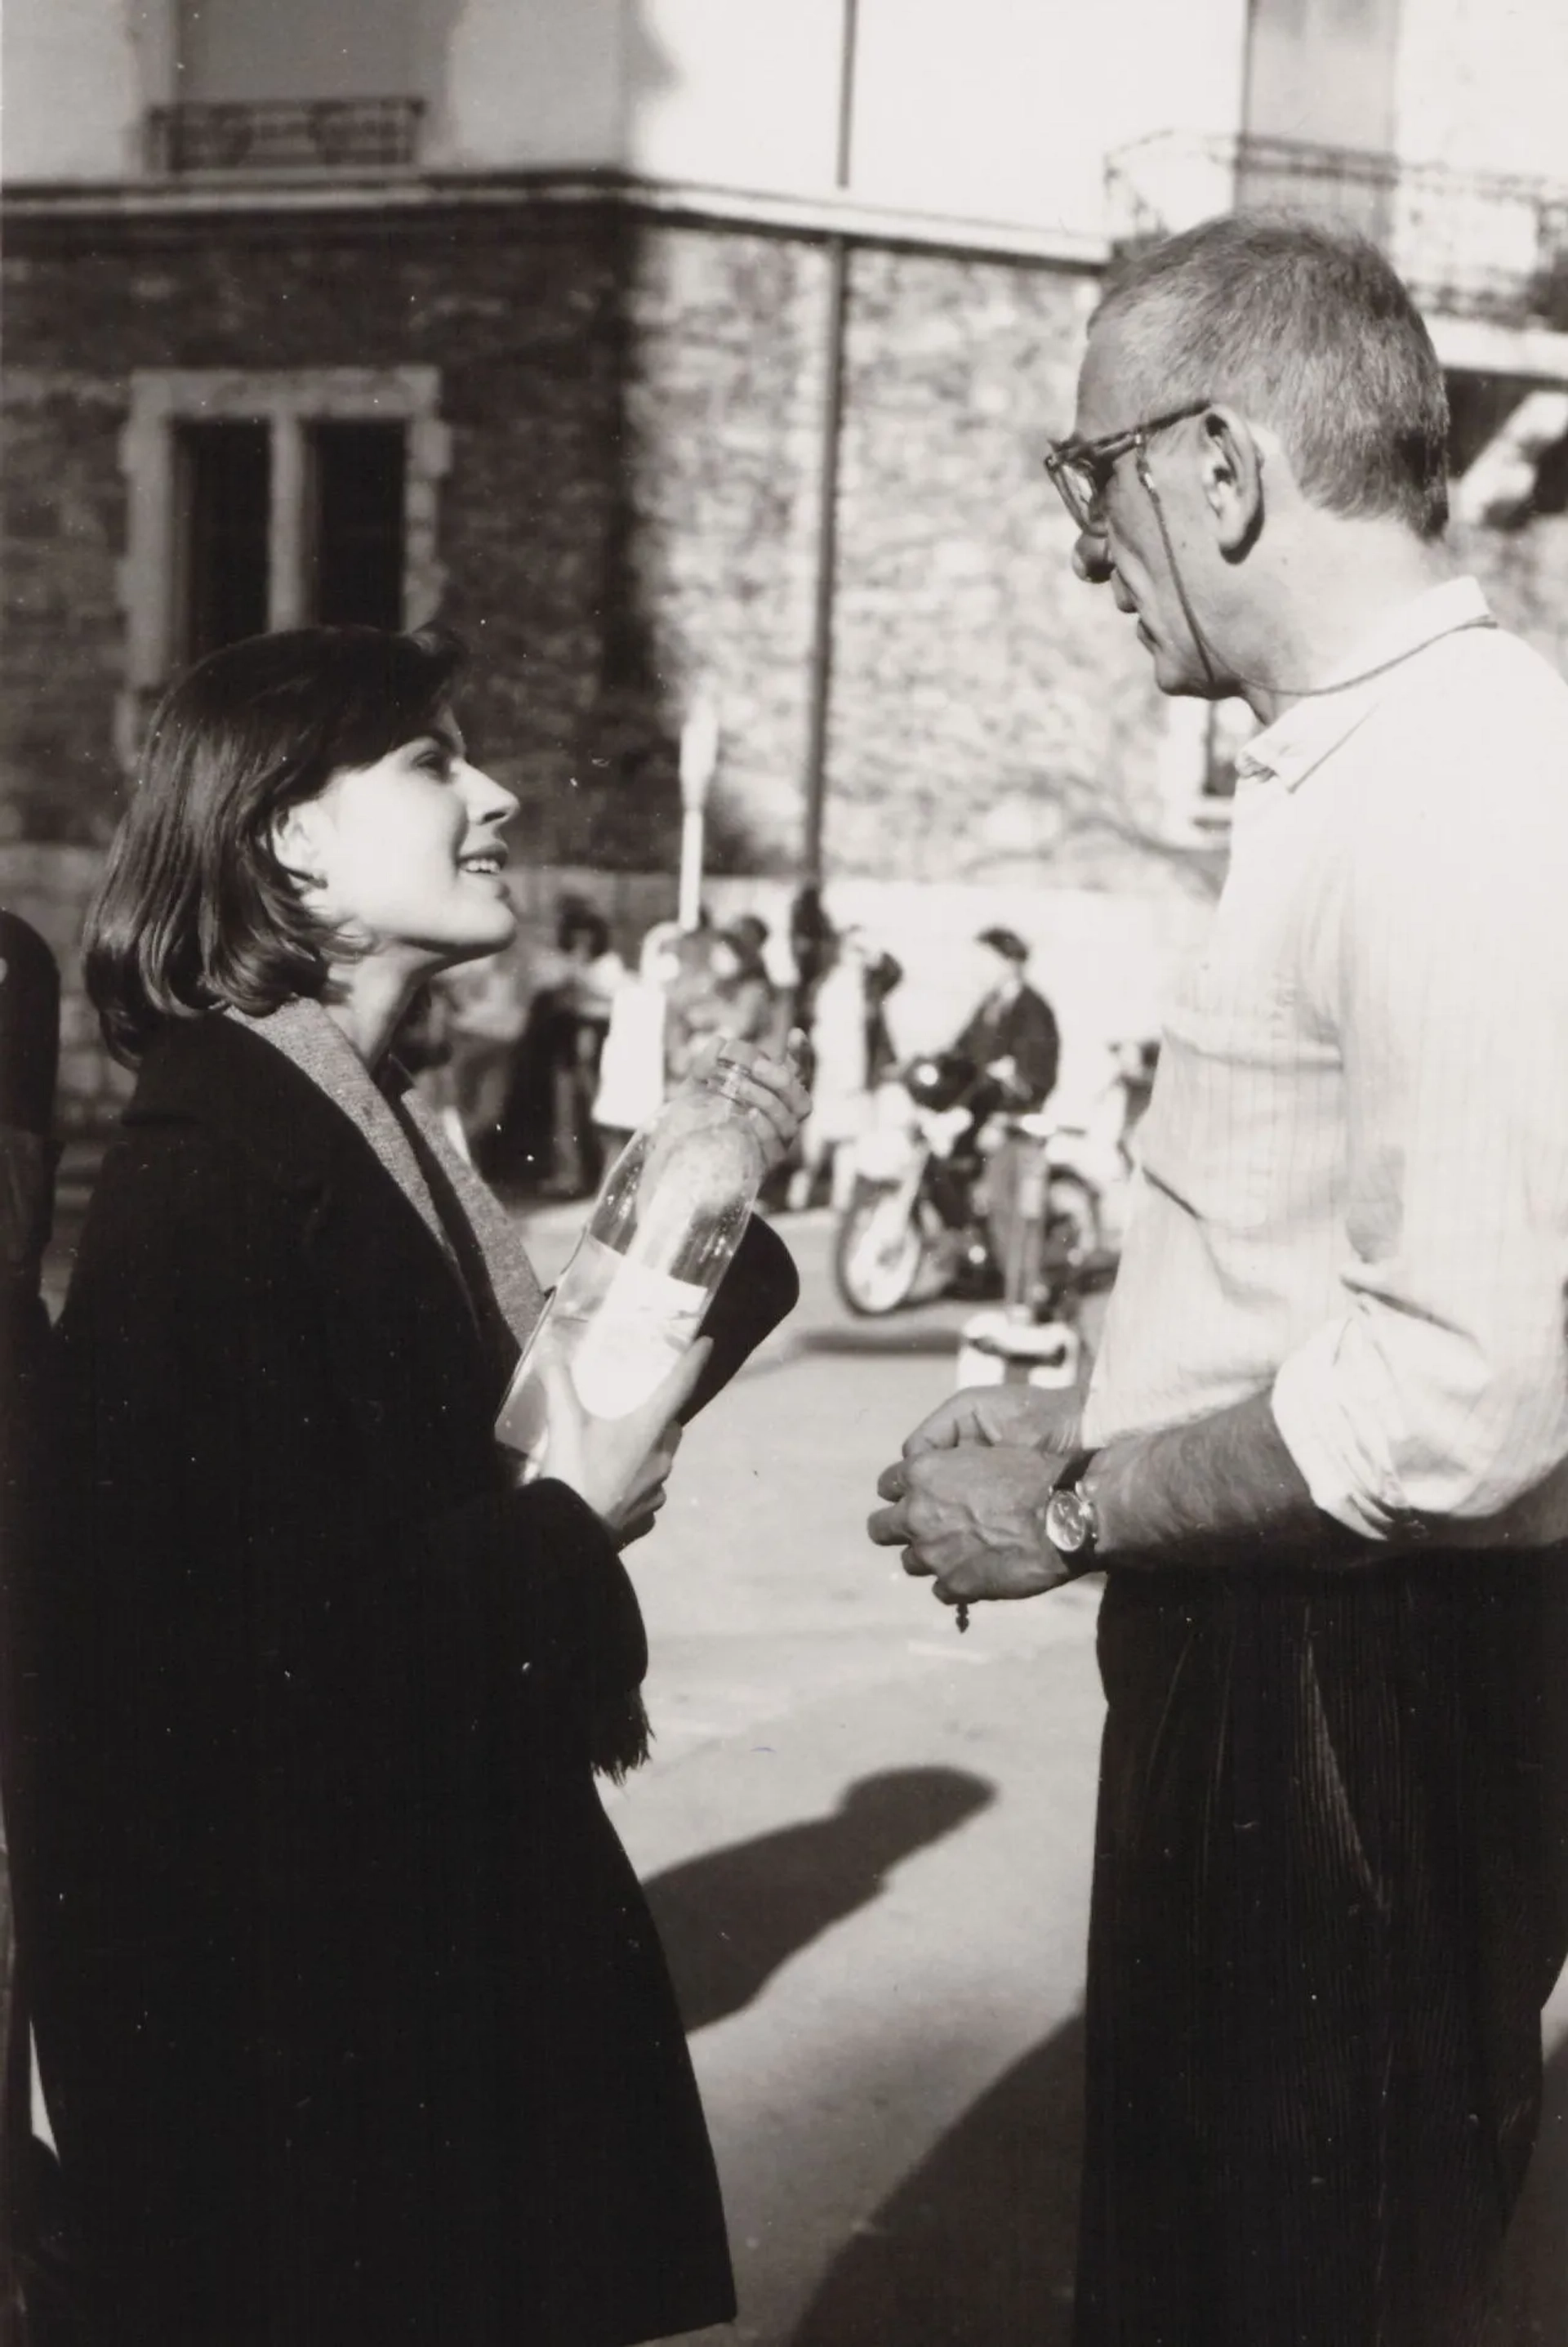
[[831, 1053, 1109, 1319]]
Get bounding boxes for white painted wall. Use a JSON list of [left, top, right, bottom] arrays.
[[7, 0, 1568, 231], [1396, 0, 1568, 181], [850, 0, 1250, 238], [1247, 0, 1401, 152], [621, 0, 844, 191], [2, 0, 1248, 222], [434, 0, 624, 172], [1, 0, 144, 180], [176, 0, 418, 102]]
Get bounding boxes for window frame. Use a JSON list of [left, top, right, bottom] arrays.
[[117, 367, 449, 770]]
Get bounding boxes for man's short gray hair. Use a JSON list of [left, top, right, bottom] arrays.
[[1094, 213, 1450, 539]]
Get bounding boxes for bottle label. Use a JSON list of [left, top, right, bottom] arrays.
[[497, 1236, 712, 1463], [566, 1239, 709, 1417]]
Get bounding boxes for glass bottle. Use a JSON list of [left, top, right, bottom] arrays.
[[497, 1062, 764, 1476]]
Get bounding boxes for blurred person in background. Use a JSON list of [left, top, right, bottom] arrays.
[[951, 926, 1059, 1125], [441, 938, 532, 1179], [785, 885, 835, 1091], [540, 901, 626, 1199], [592, 918, 684, 1168], [787, 927, 878, 1212], [949, 926, 1062, 1278], [862, 940, 904, 1090], [706, 915, 779, 1052], [15, 624, 808, 2347]]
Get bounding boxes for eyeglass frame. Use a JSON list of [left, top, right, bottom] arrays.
[[1041, 398, 1214, 535]]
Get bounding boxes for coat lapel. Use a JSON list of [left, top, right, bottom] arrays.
[[126, 1016, 499, 1430]]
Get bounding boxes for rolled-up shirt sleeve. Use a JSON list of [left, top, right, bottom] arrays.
[[1271, 693, 1568, 1540]]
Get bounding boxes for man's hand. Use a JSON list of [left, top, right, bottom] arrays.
[[867, 1445, 1073, 1610], [902, 1383, 1083, 1461]]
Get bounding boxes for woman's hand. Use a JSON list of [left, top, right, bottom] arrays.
[[519, 1338, 712, 1534], [681, 1036, 812, 1176]]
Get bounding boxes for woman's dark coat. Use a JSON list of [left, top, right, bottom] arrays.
[[16, 1014, 797, 2347]]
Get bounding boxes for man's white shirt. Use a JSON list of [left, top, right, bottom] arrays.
[[1082, 577, 1568, 1544]]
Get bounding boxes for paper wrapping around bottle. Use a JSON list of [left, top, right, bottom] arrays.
[[496, 1236, 711, 1466], [567, 1250, 709, 1417]]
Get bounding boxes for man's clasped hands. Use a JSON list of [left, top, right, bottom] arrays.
[[866, 1382, 1086, 1610]]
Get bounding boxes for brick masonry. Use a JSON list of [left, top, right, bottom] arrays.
[[8, 189, 1568, 1120]]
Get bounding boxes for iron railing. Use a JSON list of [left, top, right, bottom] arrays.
[[1106, 132, 1568, 325], [148, 98, 425, 176]]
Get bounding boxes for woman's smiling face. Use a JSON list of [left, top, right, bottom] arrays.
[[290, 713, 519, 971]]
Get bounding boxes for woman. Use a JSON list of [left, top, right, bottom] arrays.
[[16, 627, 805, 2347], [786, 930, 875, 1213], [591, 921, 684, 1168], [705, 918, 780, 1055], [539, 902, 626, 1198]]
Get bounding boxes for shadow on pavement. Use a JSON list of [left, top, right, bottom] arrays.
[[789, 2019, 1085, 2347], [644, 1769, 993, 2035], [782, 2023, 1566, 2347], [795, 1327, 961, 1360]]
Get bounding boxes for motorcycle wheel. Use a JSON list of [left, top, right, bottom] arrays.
[[1045, 1173, 1102, 1273], [833, 1181, 929, 1316]]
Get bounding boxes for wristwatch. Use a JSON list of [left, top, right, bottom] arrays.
[[1044, 1448, 1101, 1573]]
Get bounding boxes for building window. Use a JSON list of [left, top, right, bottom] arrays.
[[176, 421, 272, 662], [310, 422, 408, 631], [118, 370, 448, 767]]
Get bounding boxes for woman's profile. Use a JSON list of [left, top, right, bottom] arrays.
[[14, 624, 805, 2347]]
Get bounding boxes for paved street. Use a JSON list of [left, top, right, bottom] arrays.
[[38, 1190, 1568, 2338], [525, 1206, 1568, 2347]]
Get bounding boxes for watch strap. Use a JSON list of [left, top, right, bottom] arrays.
[[1051, 1447, 1098, 1495]]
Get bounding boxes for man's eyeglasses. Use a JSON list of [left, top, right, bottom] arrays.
[[1041, 399, 1213, 534]]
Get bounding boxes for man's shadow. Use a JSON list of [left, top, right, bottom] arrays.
[[782, 2022, 1568, 2347], [790, 2018, 1086, 2347], [644, 1768, 994, 2035]]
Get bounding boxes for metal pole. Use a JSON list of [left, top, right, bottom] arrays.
[[677, 807, 706, 932], [801, 0, 859, 888], [678, 692, 719, 932]]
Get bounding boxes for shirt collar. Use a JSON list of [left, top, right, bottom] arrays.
[[1233, 577, 1494, 798]]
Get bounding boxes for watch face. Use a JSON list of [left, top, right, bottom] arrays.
[[1046, 1488, 1093, 1554]]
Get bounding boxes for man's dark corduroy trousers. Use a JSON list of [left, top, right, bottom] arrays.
[[1073, 1546, 1568, 2347]]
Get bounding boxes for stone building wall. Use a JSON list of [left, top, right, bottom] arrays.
[[617, 221, 829, 874], [8, 177, 1568, 1133], [1, 199, 636, 848], [828, 245, 1189, 888], [2, 190, 1221, 1119]]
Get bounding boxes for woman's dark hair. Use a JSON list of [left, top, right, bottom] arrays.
[[86, 624, 466, 1063]]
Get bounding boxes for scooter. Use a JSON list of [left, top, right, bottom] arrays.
[[831, 1055, 1110, 1319]]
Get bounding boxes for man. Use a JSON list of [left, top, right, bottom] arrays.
[[870, 216, 1568, 2345], [949, 926, 1060, 1289], [952, 925, 1060, 1117]]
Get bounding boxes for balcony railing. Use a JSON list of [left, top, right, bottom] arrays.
[[147, 98, 425, 177], [1106, 132, 1568, 326]]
